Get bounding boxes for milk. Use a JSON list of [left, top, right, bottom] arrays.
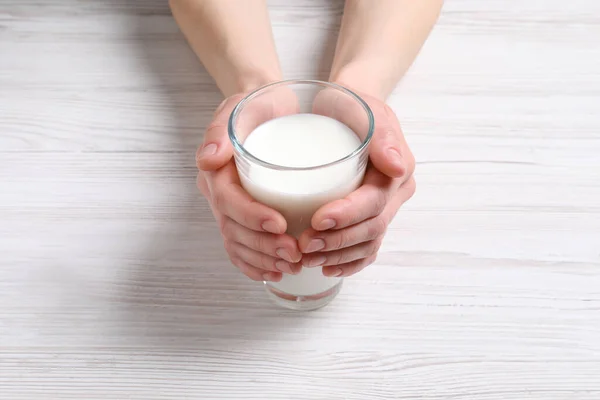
[[239, 113, 364, 296]]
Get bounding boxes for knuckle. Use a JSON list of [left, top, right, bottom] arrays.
[[375, 235, 385, 249], [327, 232, 343, 250], [373, 190, 388, 215], [213, 98, 229, 117], [364, 255, 377, 268], [331, 198, 355, 226], [405, 152, 416, 177], [205, 121, 226, 136], [223, 239, 235, 255], [229, 255, 240, 268], [367, 217, 387, 240], [196, 173, 209, 195], [331, 251, 346, 266], [369, 253, 378, 264], [195, 147, 204, 170], [212, 191, 225, 212], [336, 230, 352, 249], [260, 254, 274, 271], [253, 232, 266, 252], [406, 177, 417, 198], [219, 217, 230, 236], [383, 103, 396, 119], [382, 127, 396, 142], [242, 210, 257, 231], [375, 216, 388, 235], [368, 239, 381, 256]]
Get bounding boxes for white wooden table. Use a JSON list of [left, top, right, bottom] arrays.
[[1, 1, 599, 398]]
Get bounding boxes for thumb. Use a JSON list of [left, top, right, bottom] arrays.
[[368, 104, 412, 179], [196, 94, 245, 171]]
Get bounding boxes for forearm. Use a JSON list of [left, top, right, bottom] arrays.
[[330, 0, 443, 99], [170, 0, 282, 96]]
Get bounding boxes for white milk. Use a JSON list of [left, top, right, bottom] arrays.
[[239, 113, 364, 296]]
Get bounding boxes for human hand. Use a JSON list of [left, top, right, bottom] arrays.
[[196, 89, 302, 282], [299, 90, 416, 277]]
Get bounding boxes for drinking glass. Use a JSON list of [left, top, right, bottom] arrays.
[[228, 80, 374, 310]]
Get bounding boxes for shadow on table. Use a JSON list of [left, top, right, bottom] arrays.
[[105, 1, 314, 347], [101, 0, 348, 347]]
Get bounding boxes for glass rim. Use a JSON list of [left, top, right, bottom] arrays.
[[227, 79, 375, 172]]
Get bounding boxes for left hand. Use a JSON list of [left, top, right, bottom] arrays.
[[196, 88, 302, 282], [299, 92, 416, 277]]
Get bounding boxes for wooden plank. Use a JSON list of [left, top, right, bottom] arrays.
[[1, 0, 599, 398]]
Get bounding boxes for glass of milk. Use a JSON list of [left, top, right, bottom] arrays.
[[228, 80, 374, 310]]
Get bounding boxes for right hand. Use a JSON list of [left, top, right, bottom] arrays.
[[196, 91, 302, 282]]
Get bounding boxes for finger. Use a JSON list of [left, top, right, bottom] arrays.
[[200, 87, 299, 171], [302, 237, 382, 268], [227, 241, 301, 275], [207, 162, 287, 234], [230, 256, 282, 282], [196, 172, 209, 198], [380, 176, 417, 222], [322, 254, 377, 278], [300, 180, 415, 252], [197, 94, 246, 171], [312, 87, 371, 141], [314, 89, 414, 179], [367, 99, 415, 180], [196, 172, 226, 230], [235, 86, 299, 142], [221, 217, 302, 263], [301, 215, 387, 253], [311, 166, 399, 231]]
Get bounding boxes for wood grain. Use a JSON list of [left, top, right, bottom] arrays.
[[1, 0, 599, 399]]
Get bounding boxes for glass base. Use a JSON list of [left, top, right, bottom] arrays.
[[264, 280, 343, 311]]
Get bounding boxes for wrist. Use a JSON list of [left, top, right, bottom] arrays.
[[220, 44, 282, 96], [235, 69, 282, 95], [330, 60, 397, 101], [215, 62, 282, 97]]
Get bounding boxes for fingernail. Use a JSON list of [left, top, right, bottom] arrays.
[[262, 272, 272, 281], [276, 248, 294, 263], [262, 272, 280, 282], [318, 218, 336, 231], [275, 260, 292, 274], [289, 264, 302, 275], [387, 148, 403, 168], [324, 268, 343, 277], [305, 238, 325, 253], [199, 143, 218, 160], [305, 254, 327, 267], [261, 220, 280, 234]]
